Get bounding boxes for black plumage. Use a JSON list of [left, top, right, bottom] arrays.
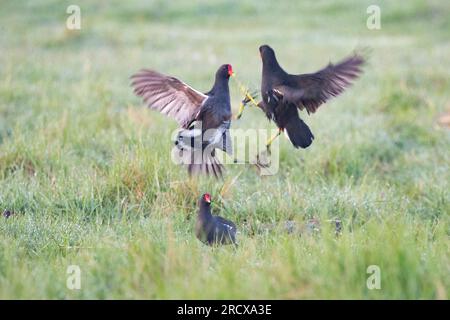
[[131, 65, 233, 178], [256, 45, 365, 149], [3, 210, 14, 218], [195, 193, 237, 246]]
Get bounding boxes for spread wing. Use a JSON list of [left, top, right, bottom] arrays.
[[131, 69, 208, 128], [273, 54, 365, 114]]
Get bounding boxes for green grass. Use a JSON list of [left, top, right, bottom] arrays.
[[0, 0, 449, 299]]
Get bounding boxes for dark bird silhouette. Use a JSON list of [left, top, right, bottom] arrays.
[[240, 45, 365, 150], [131, 65, 234, 178], [3, 210, 14, 218], [195, 193, 237, 246]]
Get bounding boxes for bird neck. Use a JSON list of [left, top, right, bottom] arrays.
[[262, 56, 286, 78], [199, 201, 212, 218], [209, 76, 230, 98]]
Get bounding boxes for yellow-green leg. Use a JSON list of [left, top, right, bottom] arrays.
[[232, 74, 259, 119], [236, 93, 259, 119], [266, 129, 282, 152]]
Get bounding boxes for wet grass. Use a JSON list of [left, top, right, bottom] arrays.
[[0, 0, 449, 299]]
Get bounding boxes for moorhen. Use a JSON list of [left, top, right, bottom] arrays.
[[195, 193, 237, 246], [239, 45, 365, 151], [131, 64, 234, 178]]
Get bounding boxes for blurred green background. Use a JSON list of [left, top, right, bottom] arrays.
[[0, 0, 449, 299]]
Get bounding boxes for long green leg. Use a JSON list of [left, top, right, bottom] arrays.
[[232, 74, 259, 119], [266, 129, 282, 152]]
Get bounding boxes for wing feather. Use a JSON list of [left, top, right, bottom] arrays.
[[274, 54, 365, 114], [131, 69, 208, 128]]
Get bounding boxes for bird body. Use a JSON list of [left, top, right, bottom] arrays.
[[195, 193, 237, 246], [197, 67, 233, 131], [131, 64, 234, 178], [178, 66, 233, 177], [257, 45, 365, 149]]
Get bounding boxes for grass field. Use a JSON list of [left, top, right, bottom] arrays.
[[0, 0, 449, 299]]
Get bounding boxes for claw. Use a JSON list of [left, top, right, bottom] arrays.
[[245, 92, 259, 106], [231, 75, 260, 119], [242, 91, 258, 105]]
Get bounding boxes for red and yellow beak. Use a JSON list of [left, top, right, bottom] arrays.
[[204, 193, 211, 203], [228, 64, 235, 77]]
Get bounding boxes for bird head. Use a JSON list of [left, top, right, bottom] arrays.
[[202, 193, 211, 204], [217, 64, 234, 79], [259, 44, 276, 61]]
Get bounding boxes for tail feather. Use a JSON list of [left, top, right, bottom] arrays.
[[284, 116, 315, 149], [187, 149, 223, 179], [175, 127, 225, 179]]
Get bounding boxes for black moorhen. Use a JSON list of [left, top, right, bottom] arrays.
[[239, 45, 365, 151], [195, 193, 237, 246], [131, 64, 234, 178]]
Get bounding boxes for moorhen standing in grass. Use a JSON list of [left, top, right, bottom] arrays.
[[131, 64, 234, 178], [195, 193, 237, 246], [238, 45, 365, 151]]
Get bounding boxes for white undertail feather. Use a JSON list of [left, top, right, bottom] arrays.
[[284, 129, 291, 143]]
